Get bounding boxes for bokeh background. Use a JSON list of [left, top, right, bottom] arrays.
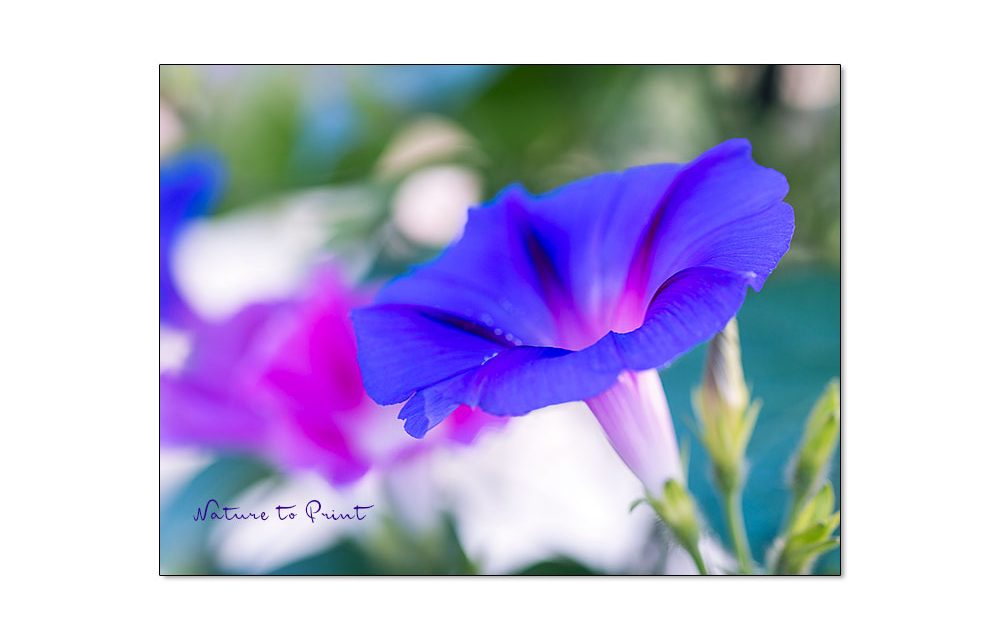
[[159, 64, 840, 575]]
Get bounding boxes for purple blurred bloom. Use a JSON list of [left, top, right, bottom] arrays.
[[160, 150, 225, 326], [352, 139, 794, 491], [160, 265, 498, 485]]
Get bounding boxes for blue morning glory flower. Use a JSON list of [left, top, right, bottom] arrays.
[[159, 150, 225, 326], [352, 139, 794, 491]]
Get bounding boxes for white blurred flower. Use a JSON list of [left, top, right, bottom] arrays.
[[377, 115, 476, 177], [173, 186, 377, 319], [159, 99, 184, 157], [434, 402, 655, 574], [391, 165, 481, 247], [779, 64, 840, 110]]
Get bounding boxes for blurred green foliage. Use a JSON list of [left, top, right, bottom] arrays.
[[161, 65, 840, 268]]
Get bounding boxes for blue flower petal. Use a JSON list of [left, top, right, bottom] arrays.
[[641, 139, 793, 295], [160, 150, 225, 325], [353, 139, 794, 436], [611, 266, 757, 371], [352, 304, 510, 406]]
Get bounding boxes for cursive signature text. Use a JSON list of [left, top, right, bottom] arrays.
[[193, 499, 373, 523]]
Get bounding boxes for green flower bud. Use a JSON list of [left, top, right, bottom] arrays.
[[771, 482, 841, 575], [694, 318, 760, 493], [790, 380, 841, 508], [650, 479, 705, 573], [702, 318, 749, 412]]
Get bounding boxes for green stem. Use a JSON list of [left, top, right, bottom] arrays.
[[689, 545, 709, 575], [723, 487, 753, 574]]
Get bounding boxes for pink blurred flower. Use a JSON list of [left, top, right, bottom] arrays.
[[160, 264, 498, 485]]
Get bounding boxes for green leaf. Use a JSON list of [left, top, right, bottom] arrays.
[[270, 538, 378, 575], [628, 497, 648, 513], [772, 481, 841, 575], [514, 557, 604, 576], [791, 380, 841, 506]]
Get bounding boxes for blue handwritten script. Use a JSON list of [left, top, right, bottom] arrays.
[[193, 499, 373, 523]]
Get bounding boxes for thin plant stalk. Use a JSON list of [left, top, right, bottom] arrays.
[[723, 486, 753, 574]]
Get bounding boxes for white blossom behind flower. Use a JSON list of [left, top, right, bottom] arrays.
[[377, 116, 477, 177], [391, 165, 481, 247], [434, 402, 655, 574], [779, 65, 840, 110], [173, 186, 378, 319]]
